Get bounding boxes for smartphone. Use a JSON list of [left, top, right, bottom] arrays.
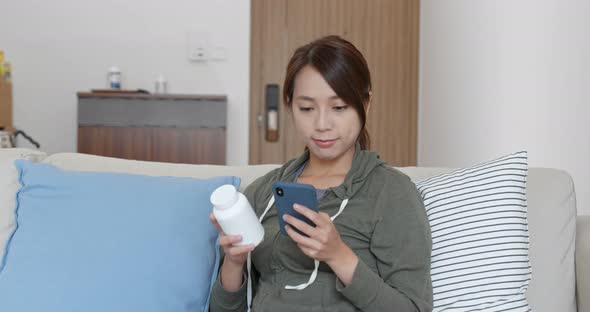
[[272, 181, 318, 237]]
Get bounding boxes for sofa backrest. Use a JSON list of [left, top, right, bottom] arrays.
[[42, 152, 578, 312], [43, 152, 281, 192]]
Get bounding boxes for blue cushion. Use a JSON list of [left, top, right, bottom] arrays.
[[0, 160, 239, 312]]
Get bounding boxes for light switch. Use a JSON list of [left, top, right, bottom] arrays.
[[187, 32, 208, 62]]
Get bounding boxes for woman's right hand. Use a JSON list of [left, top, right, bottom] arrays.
[[210, 213, 255, 291], [210, 213, 255, 266]]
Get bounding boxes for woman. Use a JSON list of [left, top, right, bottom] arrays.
[[209, 36, 432, 312]]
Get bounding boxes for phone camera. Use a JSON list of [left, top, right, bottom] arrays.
[[276, 187, 284, 197]]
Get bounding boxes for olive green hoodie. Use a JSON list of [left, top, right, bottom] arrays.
[[210, 145, 433, 312]]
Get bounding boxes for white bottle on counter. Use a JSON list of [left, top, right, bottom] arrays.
[[210, 184, 264, 247], [155, 74, 167, 94], [107, 66, 121, 89]]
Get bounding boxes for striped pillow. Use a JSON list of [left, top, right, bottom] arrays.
[[416, 151, 531, 311]]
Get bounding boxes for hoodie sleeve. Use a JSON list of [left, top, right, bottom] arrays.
[[335, 176, 433, 312], [209, 169, 280, 312], [209, 271, 248, 312]]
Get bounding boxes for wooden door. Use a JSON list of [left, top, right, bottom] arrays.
[[250, 0, 419, 166]]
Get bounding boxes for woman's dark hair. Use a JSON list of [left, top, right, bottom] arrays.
[[283, 35, 372, 150]]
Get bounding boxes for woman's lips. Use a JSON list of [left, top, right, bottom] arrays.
[[312, 138, 337, 148]]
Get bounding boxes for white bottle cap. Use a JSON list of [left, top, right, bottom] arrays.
[[210, 184, 239, 210]]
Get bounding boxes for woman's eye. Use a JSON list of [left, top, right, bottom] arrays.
[[334, 105, 348, 111], [299, 107, 313, 112]]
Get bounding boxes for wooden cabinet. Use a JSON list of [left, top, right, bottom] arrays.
[[0, 80, 12, 130], [77, 92, 227, 165]]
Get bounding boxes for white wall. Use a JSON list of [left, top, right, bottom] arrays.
[[419, 0, 590, 214], [0, 0, 250, 165], [4, 0, 588, 212]]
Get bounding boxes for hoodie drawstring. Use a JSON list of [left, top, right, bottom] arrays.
[[247, 196, 349, 311], [247, 196, 275, 312], [284, 198, 348, 290]]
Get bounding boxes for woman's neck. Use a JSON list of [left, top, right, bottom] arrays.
[[303, 146, 355, 178]]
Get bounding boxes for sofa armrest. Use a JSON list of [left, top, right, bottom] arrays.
[[577, 215, 590, 312]]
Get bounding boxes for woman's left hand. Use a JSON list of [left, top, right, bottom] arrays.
[[284, 203, 359, 285], [283, 203, 349, 264]]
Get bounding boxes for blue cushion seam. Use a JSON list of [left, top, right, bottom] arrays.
[[204, 236, 221, 312]]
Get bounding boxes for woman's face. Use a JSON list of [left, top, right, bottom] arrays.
[[290, 65, 363, 161]]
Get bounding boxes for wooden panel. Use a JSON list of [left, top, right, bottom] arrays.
[[250, 0, 419, 166], [249, 0, 288, 164], [0, 80, 12, 129], [359, 0, 419, 166], [248, 0, 264, 164], [283, 0, 357, 159], [407, 0, 420, 166], [78, 126, 226, 165], [284, 0, 419, 166]]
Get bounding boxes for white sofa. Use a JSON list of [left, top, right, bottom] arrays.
[[2, 148, 589, 312]]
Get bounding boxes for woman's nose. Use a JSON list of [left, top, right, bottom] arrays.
[[314, 109, 332, 131]]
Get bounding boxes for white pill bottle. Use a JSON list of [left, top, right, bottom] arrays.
[[210, 185, 264, 247]]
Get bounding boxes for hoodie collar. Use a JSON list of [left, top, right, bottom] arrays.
[[280, 143, 385, 200]]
